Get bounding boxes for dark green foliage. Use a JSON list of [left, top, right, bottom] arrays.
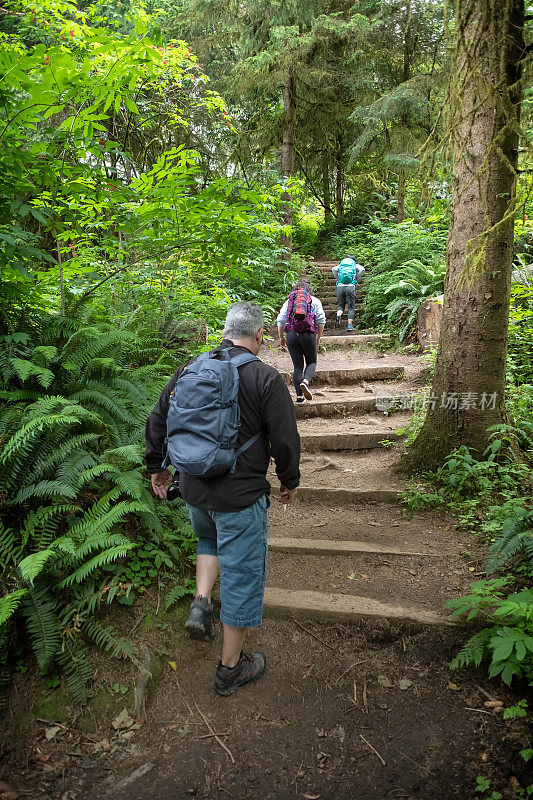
[[508, 286, 533, 385], [0, 315, 194, 701], [486, 510, 533, 576], [448, 581, 533, 687], [365, 259, 445, 339]]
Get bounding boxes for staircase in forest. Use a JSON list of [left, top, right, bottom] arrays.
[[261, 259, 466, 628]]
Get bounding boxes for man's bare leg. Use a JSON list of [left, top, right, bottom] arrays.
[[221, 624, 246, 667], [196, 554, 219, 602]]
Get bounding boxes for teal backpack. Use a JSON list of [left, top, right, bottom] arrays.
[[338, 258, 358, 285]]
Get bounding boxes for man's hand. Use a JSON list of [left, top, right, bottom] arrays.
[[151, 469, 172, 499], [279, 336, 287, 350], [279, 485, 297, 504]]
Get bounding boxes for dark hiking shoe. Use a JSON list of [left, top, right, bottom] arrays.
[[215, 651, 266, 696], [295, 396, 306, 404], [185, 596, 215, 642], [335, 314, 341, 328], [300, 379, 313, 401]]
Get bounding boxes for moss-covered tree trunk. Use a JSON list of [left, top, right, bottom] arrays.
[[280, 72, 295, 261], [336, 142, 344, 218], [322, 153, 332, 221], [397, 174, 406, 223], [404, 0, 525, 471]]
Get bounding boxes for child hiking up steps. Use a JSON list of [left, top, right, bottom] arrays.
[[277, 279, 326, 404]]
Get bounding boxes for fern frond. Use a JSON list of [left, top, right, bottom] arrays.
[[486, 512, 533, 574], [0, 524, 23, 565], [57, 639, 93, 703], [105, 444, 144, 465], [13, 480, 79, 504], [165, 580, 195, 610], [0, 589, 28, 625], [83, 620, 135, 660], [450, 629, 492, 670], [18, 549, 57, 583], [59, 543, 136, 588], [21, 505, 77, 550], [20, 582, 62, 671]]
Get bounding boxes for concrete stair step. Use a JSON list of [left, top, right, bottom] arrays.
[[318, 333, 388, 347], [280, 366, 404, 385], [295, 486, 401, 503], [262, 587, 453, 626], [268, 537, 435, 557], [321, 289, 367, 297], [295, 395, 413, 418], [300, 430, 401, 451], [325, 306, 363, 315]]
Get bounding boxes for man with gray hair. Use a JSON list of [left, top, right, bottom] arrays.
[[145, 302, 300, 695]]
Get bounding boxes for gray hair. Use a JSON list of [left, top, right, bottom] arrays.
[[293, 279, 313, 294], [224, 302, 264, 339]]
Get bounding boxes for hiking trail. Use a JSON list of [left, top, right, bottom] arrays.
[[5, 261, 512, 800]]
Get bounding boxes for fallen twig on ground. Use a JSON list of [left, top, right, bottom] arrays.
[[334, 660, 368, 685], [291, 619, 336, 651], [129, 612, 148, 636], [360, 734, 386, 766], [193, 700, 235, 764]]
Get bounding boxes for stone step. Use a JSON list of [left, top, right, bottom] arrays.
[[262, 587, 453, 626], [321, 289, 367, 296], [318, 333, 388, 347], [321, 328, 371, 337], [325, 306, 363, 315], [300, 430, 401, 451], [295, 486, 401, 503], [280, 366, 404, 385], [295, 395, 413, 418], [268, 537, 435, 557]]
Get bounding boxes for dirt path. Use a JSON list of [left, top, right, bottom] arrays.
[[0, 261, 525, 800]]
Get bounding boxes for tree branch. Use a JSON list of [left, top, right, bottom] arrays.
[[72, 240, 213, 308], [296, 153, 337, 217]]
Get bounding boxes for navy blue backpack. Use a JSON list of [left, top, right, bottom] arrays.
[[163, 348, 261, 478]]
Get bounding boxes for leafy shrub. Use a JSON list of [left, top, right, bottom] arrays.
[[486, 509, 533, 576], [508, 286, 533, 385], [363, 258, 445, 338], [369, 219, 447, 274], [448, 580, 533, 686], [0, 316, 194, 701], [293, 213, 321, 257]]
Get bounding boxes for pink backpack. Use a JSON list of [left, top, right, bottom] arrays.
[[284, 289, 317, 334]]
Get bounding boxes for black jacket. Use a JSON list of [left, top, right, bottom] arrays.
[[144, 339, 301, 511]]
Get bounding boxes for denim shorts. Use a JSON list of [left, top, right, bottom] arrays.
[[186, 495, 269, 628]]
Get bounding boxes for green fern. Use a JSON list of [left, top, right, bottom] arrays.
[[83, 620, 135, 660], [450, 629, 492, 670], [20, 582, 62, 672], [0, 589, 28, 626], [486, 510, 533, 575], [0, 314, 185, 701], [57, 639, 93, 704], [165, 579, 196, 610]]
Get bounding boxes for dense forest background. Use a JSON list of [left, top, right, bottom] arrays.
[[0, 0, 532, 738]]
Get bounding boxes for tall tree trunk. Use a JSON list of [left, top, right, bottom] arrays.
[[404, 0, 525, 471], [322, 153, 332, 222], [336, 143, 344, 218], [280, 72, 295, 261], [403, 0, 412, 83], [397, 174, 406, 223]]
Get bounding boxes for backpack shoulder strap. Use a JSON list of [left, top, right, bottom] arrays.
[[230, 352, 261, 368], [229, 352, 262, 461]]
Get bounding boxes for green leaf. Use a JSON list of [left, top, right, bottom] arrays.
[[18, 550, 56, 583]]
